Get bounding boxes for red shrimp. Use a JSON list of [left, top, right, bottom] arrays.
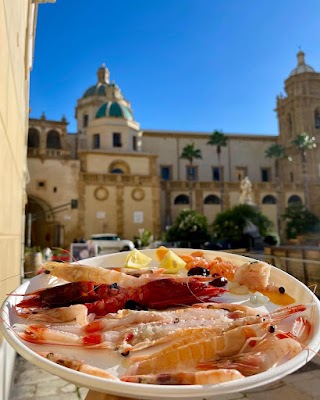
[[16, 278, 226, 317]]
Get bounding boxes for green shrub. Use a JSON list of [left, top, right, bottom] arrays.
[[165, 209, 209, 243], [212, 204, 273, 242], [282, 203, 320, 239]]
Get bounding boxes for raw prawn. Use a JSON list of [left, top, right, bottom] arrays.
[[16, 304, 91, 325], [124, 304, 308, 375], [11, 311, 260, 351], [42, 261, 169, 287], [16, 300, 258, 327], [38, 352, 119, 380], [16, 278, 226, 317], [125, 322, 272, 376], [14, 304, 307, 351], [276, 316, 312, 343], [13, 323, 225, 351], [198, 337, 302, 376], [83, 303, 264, 334], [121, 369, 244, 385]]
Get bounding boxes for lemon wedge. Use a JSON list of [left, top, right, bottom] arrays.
[[159, 250, 186, 274], [155, 245, 169, 261], [124, 249, 152, 269]]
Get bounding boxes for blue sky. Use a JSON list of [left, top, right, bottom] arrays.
[[30, 0, 320, 134]]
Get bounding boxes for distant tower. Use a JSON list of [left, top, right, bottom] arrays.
[[275, 50, 320, 212], [276, 51, 319, 143], [75, 64, 111, 140]]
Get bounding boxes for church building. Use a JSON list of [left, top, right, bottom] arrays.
[[26, 51, 320, 248]]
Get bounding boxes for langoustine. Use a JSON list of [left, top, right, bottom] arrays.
[[198, 337, 303, 376], [41, 261, 176, 287], [12, 304, 272, 350], [121, 335, 303, 385], [122, 304, 308, 374], [121, 369, 245, 385]]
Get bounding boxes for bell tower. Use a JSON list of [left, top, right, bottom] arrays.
[[275, 51, 320, 213], [276, 51, 320, 143]]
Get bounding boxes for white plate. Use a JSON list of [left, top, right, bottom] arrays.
[[1, 249, 320, 400]]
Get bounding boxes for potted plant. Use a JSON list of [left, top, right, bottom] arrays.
[[24, 246, 43, 278]]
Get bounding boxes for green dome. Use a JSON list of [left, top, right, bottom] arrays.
[[83, 83, 107, 98], [83, 83, 125, 100], [96, 102, 134, 120]]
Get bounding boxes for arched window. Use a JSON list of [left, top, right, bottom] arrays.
[[288, 195, 302, 204], [46, 130, 61, 149], [28, 128, 40, 148], [262, 195, 276, 204], [108, 160, 130, 174], [315, 109, 320, 129], [203, 195, 220, 204], [287, 114, 292, 136], [174, 194, 189, 205]]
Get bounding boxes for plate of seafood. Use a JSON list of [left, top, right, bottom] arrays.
[[1, 247, 320, 400]]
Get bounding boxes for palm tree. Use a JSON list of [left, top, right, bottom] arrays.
[[265, 143, 291, 240], [207, 130, 228, 211], [292, 133, 317, 209], [180, 143, 202, 209]]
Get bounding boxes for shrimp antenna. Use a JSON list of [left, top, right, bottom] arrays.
[[51, 247, 79, 264], [239, 331, 268, 354], [307, 283, 317, 294]]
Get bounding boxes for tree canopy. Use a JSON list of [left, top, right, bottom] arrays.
[[207, 130, 228, 156], [212, 204, 273, 243], [165, 209, 209, 243], [282, 203, 320, 239], [180, 143, 202, 164]]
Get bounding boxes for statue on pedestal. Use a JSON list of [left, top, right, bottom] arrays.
[[239, 176, 255, 206]]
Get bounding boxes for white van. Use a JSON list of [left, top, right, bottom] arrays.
[[90, 233, 135, 253]]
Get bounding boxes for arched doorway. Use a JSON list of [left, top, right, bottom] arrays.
[[25, 196, 55, 249]]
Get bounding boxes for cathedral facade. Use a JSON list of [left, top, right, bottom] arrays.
[[26, 52, 320, 248]]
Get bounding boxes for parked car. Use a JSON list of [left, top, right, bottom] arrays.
[[90, 233, 135, 253]]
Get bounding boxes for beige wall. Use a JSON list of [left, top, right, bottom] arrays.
[[0, 1, 41, 399], [85, 153, 153, 175], [0, 0, 31, 309], [27, 158, 80, 245], [81, 150, 160, 240], [142, 131, 275, 183]]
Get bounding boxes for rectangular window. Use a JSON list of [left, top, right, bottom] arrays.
[[93, 134, 100, 149], [113, 132, 122, 147], [133, 136, 137, 151], [186, 166, 198, 181], [37, 180, 46, 189], [261, 168, 270, 182], [212, 166, 222, 181], [235, 167, 247, 181], [290, 171, 294, 182], [83, 114, 89, 127], [161, 166, 172, 181]]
